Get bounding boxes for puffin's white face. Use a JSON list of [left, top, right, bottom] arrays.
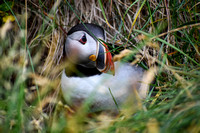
[[65, 31, 97, 68]]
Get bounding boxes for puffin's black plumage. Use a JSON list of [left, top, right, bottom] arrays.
[[67, 23, 105, 40], [64, 65, 101, 77]]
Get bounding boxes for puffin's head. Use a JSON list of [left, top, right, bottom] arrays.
[[64, 23, 114, 75]]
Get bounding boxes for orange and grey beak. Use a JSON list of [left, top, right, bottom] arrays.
[[89, 41, 115, 75]]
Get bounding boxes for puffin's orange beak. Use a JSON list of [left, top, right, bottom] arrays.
[[95, 41, 115, 75]]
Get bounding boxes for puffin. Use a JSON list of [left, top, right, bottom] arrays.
[[61, 23, 149, 112]]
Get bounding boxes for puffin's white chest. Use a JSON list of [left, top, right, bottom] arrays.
[[61, 62, 144, 111]]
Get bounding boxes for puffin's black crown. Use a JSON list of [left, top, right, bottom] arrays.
[[67, 23, 105, 41]]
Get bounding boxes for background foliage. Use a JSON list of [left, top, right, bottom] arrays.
[[0, 0, 200, 132]]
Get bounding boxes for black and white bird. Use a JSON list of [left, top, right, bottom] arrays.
[[61, 23, 150, 112]]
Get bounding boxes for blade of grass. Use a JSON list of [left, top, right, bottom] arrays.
[[122, 0, 139, 23], [182, 30, 199, 55], [152, 23, 200, 39], [108, 88, 119, 111], [146, 0, 154, 28], [125, 0, 146, 47], [98, 0, 111, 27]]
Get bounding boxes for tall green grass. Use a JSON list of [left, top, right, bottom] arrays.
[[0, 0, 200, 132]]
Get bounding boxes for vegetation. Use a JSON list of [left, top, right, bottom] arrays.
[[0, 0, 200, 132]]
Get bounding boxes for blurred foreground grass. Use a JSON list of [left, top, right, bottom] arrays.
[[0, 0, 200, 132]]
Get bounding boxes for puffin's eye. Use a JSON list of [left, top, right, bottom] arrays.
[[79, 34, 87, 44]]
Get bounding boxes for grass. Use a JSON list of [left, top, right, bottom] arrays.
[[0, 0, 200, 132]]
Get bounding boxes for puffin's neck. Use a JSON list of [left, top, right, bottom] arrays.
[[65, 64, 102, 77]]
